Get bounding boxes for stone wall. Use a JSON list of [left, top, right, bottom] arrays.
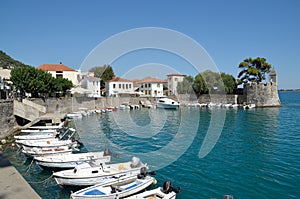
[[243, 82, 281, 107], [0, 100, 17, 139], [29, 97, 142, 113]]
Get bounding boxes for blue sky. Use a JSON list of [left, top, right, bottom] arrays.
[[1, 0, 299, 89]]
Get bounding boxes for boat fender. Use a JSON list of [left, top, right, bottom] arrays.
[[47, 141, 50, 144], [152, 178, 157, 185], [119, 163, 124, 170]]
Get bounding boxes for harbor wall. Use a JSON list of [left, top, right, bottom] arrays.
[[243, 82, 281, 107], [0, 99, 17, 138]]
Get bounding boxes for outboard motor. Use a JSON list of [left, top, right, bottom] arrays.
[[163, 181, 172, 194], [162, 181, 181, 194], [138, 167, 147, 179], [104, 148, 111, 156], [131, 157, 141, 168]]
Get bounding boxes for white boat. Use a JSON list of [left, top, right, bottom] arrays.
[[16, 138, 80, 148], [21, 145, 78, 158], [34, 151, 111, 169], [15, 128, 80, 148], [14, 132, 59, 140], [67, 112, 83, 119], [15, 127, 73, 141], [53, 157, 148, 187], [28, 122, 65, 130], [243, 104, 256, 109], [21, 129, 57, 133], [70, 175, 155, 199], [156, 98, 179, 109]]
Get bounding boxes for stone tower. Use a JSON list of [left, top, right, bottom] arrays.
[[242, 67, 281, 107], [269, 68, 277, 85]]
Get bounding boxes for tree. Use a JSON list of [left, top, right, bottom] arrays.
[[193, 73, 209, 95], [10, 66, 73, 97], [89, 64, 115, 88], [221, 73, 237, 94], [237, 57, 272, 84], [177, 76, 194, 94]]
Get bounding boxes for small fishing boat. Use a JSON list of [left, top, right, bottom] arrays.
[[28, 121, 65, 130], [15, 128, 80, 148], [70, 175, 155, 199], [20, 129, 57, 133], [243, 104, 256, 109], [21, 145, 78, 158], [156, 98, 179, 109], [53, 157, 148, 187], [14, 127, 73, 141], [34, 151, 111, 169], [14, 132, 59, 140], [125, 181, 181, 199], [16, 138, 80, 149]]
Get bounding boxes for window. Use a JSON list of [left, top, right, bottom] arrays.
[[175, 78, 178, 82], [157, 83, 160, 87], [122, 84, 125, 89], [119, 84, 121, 89], [113, 84, 116, 89], [129, 84, 131, 88], [126, 84, 128, 89]]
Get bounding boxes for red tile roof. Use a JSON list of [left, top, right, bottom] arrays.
[[109, 77, 132, 82], [138, 77, 167, 83], [37, 64, 76, 72], [167, 74, 186, 77]]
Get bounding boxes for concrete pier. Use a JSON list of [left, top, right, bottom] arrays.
[[0, 152, 41, 199]]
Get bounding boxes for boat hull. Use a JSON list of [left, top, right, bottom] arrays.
[[35, 152, 111, 169], [54, 168, 143, 187]]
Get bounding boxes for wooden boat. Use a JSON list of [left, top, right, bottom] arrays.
[[70, 175, 155, 199], [53, 157, 148, 187], [125, 181, 181, 199], [34, 151, 111, 169], [21, 145, 78, 158]]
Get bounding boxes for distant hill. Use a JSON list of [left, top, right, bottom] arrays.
[[0, 50, 29, 69]]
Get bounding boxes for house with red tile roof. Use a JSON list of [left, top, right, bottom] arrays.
[[137, 77, 167, 97], [37, 63, 80, 86], [105, 77, 134, 97], [167, 74, 186, 96]]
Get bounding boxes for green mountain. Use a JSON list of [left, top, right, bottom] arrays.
[[0, 50, 28, 69]]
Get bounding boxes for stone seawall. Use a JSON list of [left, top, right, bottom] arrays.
[[0, 99, 17, 139], [29, 97, 142, 113]]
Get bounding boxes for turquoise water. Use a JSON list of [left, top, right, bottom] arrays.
[[2, 92, 300, 198]]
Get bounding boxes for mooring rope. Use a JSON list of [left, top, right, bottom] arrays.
[[28, 174, 54, 184], [24, 159, 35, 175]]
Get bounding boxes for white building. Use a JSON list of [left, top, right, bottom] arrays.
[[167, 74, 186, 96], [138, 77, 166, 97], [80, 75, 101, 98], [106, 77, 134, 97], [37, 63, 80, 86]]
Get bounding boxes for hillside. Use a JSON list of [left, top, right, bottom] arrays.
[[0, 50, 28, 69]]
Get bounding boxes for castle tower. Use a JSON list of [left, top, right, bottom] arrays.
[[269, 68, 277, 84]]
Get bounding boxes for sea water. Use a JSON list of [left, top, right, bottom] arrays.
[[2, 92, 300, 198]]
